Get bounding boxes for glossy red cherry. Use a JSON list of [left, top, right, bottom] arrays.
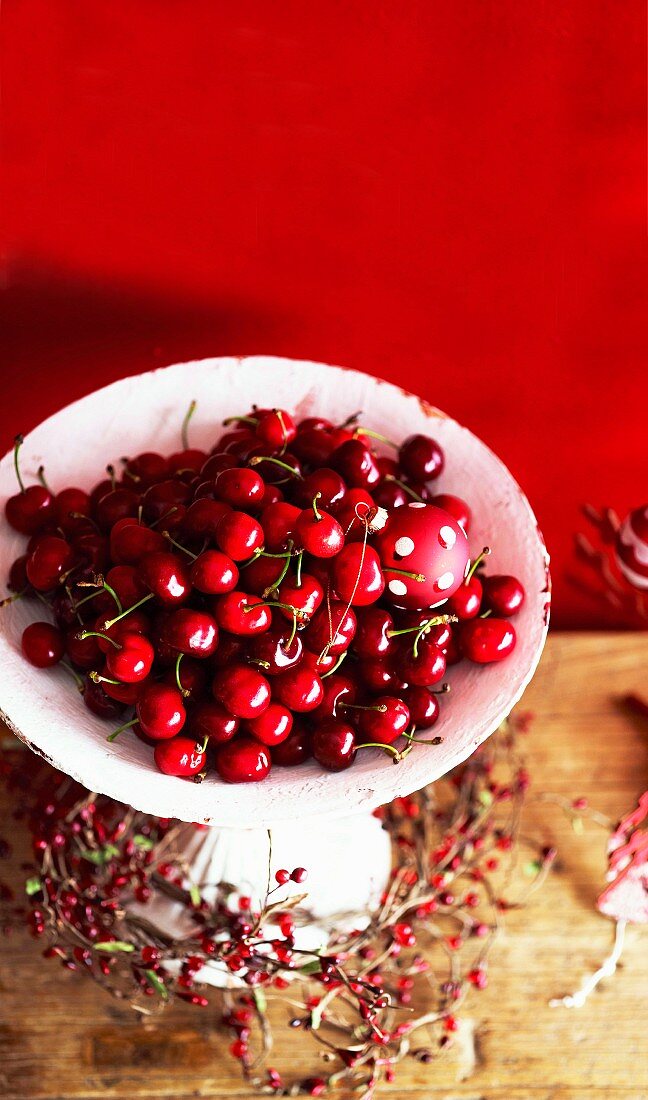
[[255, 408, 297, 448], [191, 700, 239, 744], [331, 544, 385, 606], [215, 736, 271, 783], [428, 493, 471, 533], [238, 554, 285, 596], [460, 618, 516, 663], [190, 551, 239, 595], [358, 658, 407, 695], [162, 657, 208, 701], [105, 564, 148, 609], [83, 675, 125, 719], [162, 609, 219, 657], [248, 448, 302, 485], [105, 631, 154, 683], [21, 621, 65, 667], [294, 498, 344, 558], [312, 673, 357, 721], [272, 666, 324, 712], [259, 502, 301, 552], [246, 623, 303, 675], [446, 575, 483, 620], [26, 535, 74, 591], [95, 487, 140, 532], [109, 518, 165, 565], [101, 678, 142, 708], [5, 485, 55, 535], [312, 719, 357, 771], [215, 467, 265, 509], [291, 426, 337, 465], [92, 610, 150, 653], [55, 487, 91, 525], [276, 573, 324, 621], [331, 439, 380, 489], [216, 510, 264, 561], [398, 434, 444, 482], [354, 607, 395, 659], [123, 451, 168, 485], [167, 448, 208, 475], [397, 639, 447, 686], [247, 701, 293, 746], [65, 627, 102, 669], [401, 686, 441, 729], [271, 719, 311, 766], [482, 575, 525, 616], [294, 468, 347, 511], [213, 591, 271, 635], [372, 479, 410, 510], [139, 552, 191, 606], [304, 602, 357, 657], [300, 647, 338, 676], [142, 478, 191, 525], [375, 503, 470, 609], [213, 663, 271, 719], [182, 498, 232, 540], [137, 683, 186, 740], [154, 736, 207, 777], [355, 695, 410, 745]]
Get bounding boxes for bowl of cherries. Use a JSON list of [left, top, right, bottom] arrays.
[[0, 357, 549, 826]]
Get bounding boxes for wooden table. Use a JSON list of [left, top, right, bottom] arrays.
[[1, 633, 647, 1100]]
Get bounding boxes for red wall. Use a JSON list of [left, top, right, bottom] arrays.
[[1, 2, 646, 627]]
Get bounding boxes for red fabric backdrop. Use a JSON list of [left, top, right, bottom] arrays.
[[1, 2, 646, 627]]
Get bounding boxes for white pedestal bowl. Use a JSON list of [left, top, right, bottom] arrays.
[[0, 357, 550, 937]]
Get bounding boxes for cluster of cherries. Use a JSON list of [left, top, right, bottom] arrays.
[[3, 403, 524, 783]]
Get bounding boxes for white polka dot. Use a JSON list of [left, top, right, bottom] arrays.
[[388, 579, 408, 596], [430, 598, 447, 608], [437, 571, 454, 591], [408, 502, 426, 509], [439, 525, 456, 549], [394, 536, 415, 557]]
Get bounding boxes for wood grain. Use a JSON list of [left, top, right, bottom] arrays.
[[1, 633, 647, 1100]]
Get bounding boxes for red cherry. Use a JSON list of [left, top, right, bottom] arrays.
[[331, 439, 380, 489], [293, 468, 347, 511], [398, 435, 444, 482], [248, 448, 302, 485], [105, 564, 148, 609], [298, 416, 334, 432], [428, 494, 471, 533], [247, 702, 293, 746], [211, 632, 245, 668], [294, 499, 344, 558], [109, 519, 165, 565], [291, 427, 337, 465], [276, 573, 324, 621], [372, 480, 410, 510], [139, 552, 192, 606], [167, 448, 208, 475], [272, 666, 324, 712], [105, 631, 154, 683], [331, 544, 385, 606], [191, 700, 239, 744], [271, 719, 311, 766], [397, 640, 446, 686], [401, 686, 441, 729], [65, 627, 102, 669], [26, 536, 74, 591], [216, 510, 264, 561], [137, 683, 186, 740], [239, 554, 285, 596], [446, 575, 483, 620], [354, 608, 395, 659], [355, 695, 410, 745], [93, 611, 150, 653], [55, 487, 91, 525], [142, 479, 191, 525], [162, 609, 219, 657], [154, 737, 207, 777], [95, 487, 140, 532], [300, 647, 338, 676], [199, 452, 239, 480], [213, 664, 271, 719], [375, 504, 470, 609], [255, 408, 297, 448], [190, 551, 239, 595], [215, 736, 271, 783], [312, 719, 357, 771], [312, 673, 357, 721], [182, 498, 232, 540], [460, 618, 516, 663], [83, 676, 125, 719], [21, 622, 65, 667], [304, 602, 357, 656], [481, 575, 525, 616], [5, 485, 55, 535], [258, 482, 284, 508], [162, 657, 208, 702], [213, 591, 272, 635], [123, 451, 168, 485], [246, 624, 303, 675], [215, 467, 265, 509], [358, 658, 407, 694]]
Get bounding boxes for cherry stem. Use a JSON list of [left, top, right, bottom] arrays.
[[383, 566, 426, 583], [274, 408, 289, 453], [356, 741, 404, 762], [295, 549, 304, 588], [13, 435, 25, 493], [107, 718, 138, 743], [340, 702, 388, 713], [387, 614, 454, 639], [120, 458, 140, 484], [354, 426, 397, 449], [70, 511, 101, 532], [245, 600, 309, 623], [321, 651, 348, 678], [198, 735, 208, 754], [434, 683, 451, 695], [466, 546, 491, 582], [37, 465, 51, 491], [162, 531, 197, 560], [385, 476, 424, 503], [59, 660, 84, 692], [286, 608, 299, 649], [102, 592, 154, 631], [106, 464, 116, 490], [402, 729, 443, 747], [479, 609, 493, 619], [149, 506, 178, 529], [338, 410, 362, 429], [312, 492, 322, 522], [222, 414, 258, 428], [78, 630, 121, 650], [89, 671, 121, 686], [77, 576, 123, 614], [0, 588, 27, 608], [181, 399, 197, 451], [249, 455, 303, 480], [263, 550, 293, 596], [175, 653, 190, 697]]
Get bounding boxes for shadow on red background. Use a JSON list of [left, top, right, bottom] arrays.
[[1, 2, 646, 627]]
